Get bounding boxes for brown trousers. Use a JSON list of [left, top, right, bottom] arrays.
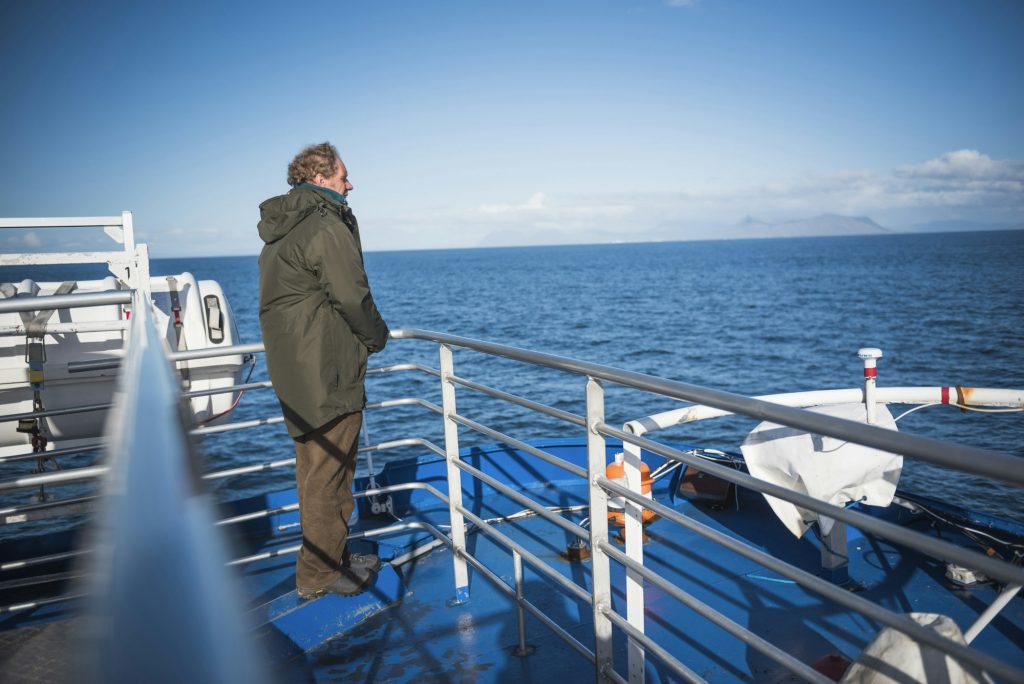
[[293, 411, 362, 592]]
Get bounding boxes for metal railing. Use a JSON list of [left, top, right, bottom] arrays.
[[74, 289, 266, 682], [2, 313, 1023, 681], [384, 328, 1024, 683]]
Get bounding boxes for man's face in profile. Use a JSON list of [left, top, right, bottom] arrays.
[[317, 157, 353, 197]]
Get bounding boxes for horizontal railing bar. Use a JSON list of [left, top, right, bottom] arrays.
[[0, 443, 103, 464], [449, 413, 588, 479], [202, 457, 293, 481], [0, 252, 133, 267], [0, 216, 124, 228], [0, 320, 129, 336], [66, 358, 123, 374], [630, 387, 1024, 434], [228, 518, 451, 567], [0, 592, 86, 616], [453, 459, 590, 541], [191, 415, 284, 436], [365, 397, 443, 415], [391, 329, 1024, 488], [0, 569, 84, 592], [66, 342, 263, 374], [599, 477, 1024, 683], [215, 503, 298, 527], [219, 482, 451, 531], [201, 440, 445, 482], [1, 494, 99, 517], [0, 290, 131, 314], [449, 373, 586, 427], [457, 504, 593, 605], [182, 380, 273, 399], [360, 437, 447, 458], [2, 548, 90, 572], [602, 607, 707, 684], [0, 465, 107, 492], [367, 362, 441, 378], [1, 402, 112, 424], [169, 343, 264, 362], [600, 423, 1024, 588], [600, 543, 831, 684]]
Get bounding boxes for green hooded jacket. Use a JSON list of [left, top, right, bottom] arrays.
[[257, 185, 389, 437]]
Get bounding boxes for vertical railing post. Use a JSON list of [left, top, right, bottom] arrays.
[[622, 440, 646, 683], [511, 550, 535, 656], [586, 377, 614, 681], [121, 210, 136, 254], [439, 343, 470, 603]]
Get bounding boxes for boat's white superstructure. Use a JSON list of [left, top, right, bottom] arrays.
[[0, 214, 245, 457]]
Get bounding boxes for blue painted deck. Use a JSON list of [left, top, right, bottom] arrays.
[[227, 440, 1024, 682], [2, 439, 1023, 682]]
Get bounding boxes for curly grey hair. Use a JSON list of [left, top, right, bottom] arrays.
[[287, 142, 340, 187]]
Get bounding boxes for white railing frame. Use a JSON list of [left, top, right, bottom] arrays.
[[439, 344, 470, 603]]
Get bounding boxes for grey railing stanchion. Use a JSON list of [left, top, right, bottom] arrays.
[[439, 343, 470, 603], [622, 438, 646, 684], [511, 550, 534, 656], [586, 376, 615, 681]]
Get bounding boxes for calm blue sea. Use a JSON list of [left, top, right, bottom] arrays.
[[2, 230, 1022, 540]]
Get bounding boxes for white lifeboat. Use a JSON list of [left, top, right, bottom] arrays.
[[0, 213, 246, 457]]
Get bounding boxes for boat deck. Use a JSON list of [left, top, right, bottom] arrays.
[[2, 441, 1023, 682], [232, 441, 1024, 683]]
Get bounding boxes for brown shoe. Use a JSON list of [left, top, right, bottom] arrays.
[[297, 565, 377, 600]]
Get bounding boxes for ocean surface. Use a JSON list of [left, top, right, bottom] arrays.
[[2, 230, 1022, 541]]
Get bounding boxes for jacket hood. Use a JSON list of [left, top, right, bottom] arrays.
[[257, 186, 346, 244]]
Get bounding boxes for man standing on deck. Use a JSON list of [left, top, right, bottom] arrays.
[[257, 142, 390, 598]]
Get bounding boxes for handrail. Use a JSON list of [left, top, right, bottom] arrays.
[[391, 328, 1024, 488], [67, 341, 264, 374], [0, 215, 126, 228], [389, 327, 1024, 682], [628, 386, 1024, 434], [0, 401, 113, 424], [0, 290, 131, 314], [76, 289, 267, 682]]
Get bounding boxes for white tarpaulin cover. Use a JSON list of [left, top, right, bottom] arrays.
[[840, 613, 993, 683], [740, 402, 902, 538]]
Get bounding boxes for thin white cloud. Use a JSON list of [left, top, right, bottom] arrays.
[[665, 0, 698, 7], [895, 149, 1021, 180], [363, 149, 1023, 249], [479, 192, 547, 215], [22, 231, 42, 248], [666, 150, 1024, 219]]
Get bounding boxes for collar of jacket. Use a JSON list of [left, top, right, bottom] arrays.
[[296, 182, 348, 206]]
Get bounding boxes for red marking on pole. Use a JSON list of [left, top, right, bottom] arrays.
[[864, 367, 877, 378], [941, 387, 949, 404]]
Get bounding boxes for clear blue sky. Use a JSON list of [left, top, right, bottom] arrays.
[[1, 0, 1021, 255]]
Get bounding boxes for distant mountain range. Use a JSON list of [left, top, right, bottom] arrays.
[[729, 214, 1024, 239], [733, 214, 889, 238], [474, 213, 1022, 249]]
